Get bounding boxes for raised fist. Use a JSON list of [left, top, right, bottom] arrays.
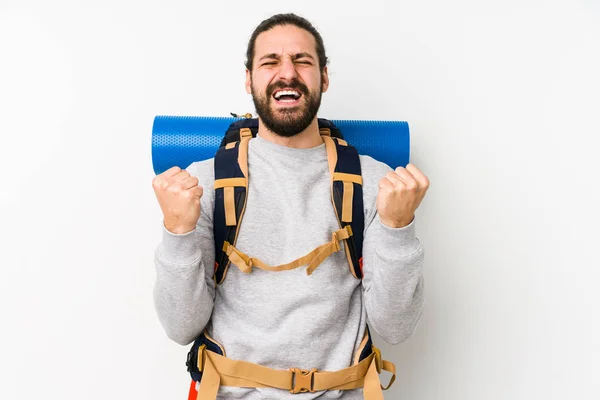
[[152, 166, 204, 234], [377, 163, 430, 229]]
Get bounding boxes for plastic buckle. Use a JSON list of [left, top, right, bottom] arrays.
[[185, 350, 194, 372], [345, 225, 353, 237], [185, 343, 203, 373], [289, 367, 317, 394]]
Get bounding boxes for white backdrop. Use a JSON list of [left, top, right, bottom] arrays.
[[1, 0, 599, 399]]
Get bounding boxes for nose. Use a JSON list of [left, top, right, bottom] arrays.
[[277, 57, 298, 81]]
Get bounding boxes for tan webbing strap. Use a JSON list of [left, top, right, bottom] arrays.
[[196, 345, 206, 371], [364, 357, 384, 400], [322, 136, 337, 181], [332, 172, 362, 224], [215, 178, 246, 227], [238, 137, 250, 178], [225, 142, 237, 150], [342, 181, 354, 223], [319, 128, 331, 136], [310, 353, 374, 391], [380, 360, 396, 390], [304, 229, 346, 275], [214, 137, 251, 228], [323, 135, 358, 275], [222, 226, 352, 275], [240, 128, 253, 139], [333, 172, 363, 185], [363, 346, 396, 399], [333, 172, 363, 224], [196, 351, 221, 400], [335, 138, 348, 146], [195, 345, 394, 399], [203, 350, 292, 389], [224, 187, 236, 226], [214, 178, 246, 189]]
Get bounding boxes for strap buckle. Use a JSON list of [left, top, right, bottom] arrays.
[[289, 367, 317, 394], [345, 224, 353, 237], [185, 344, 205, 372]]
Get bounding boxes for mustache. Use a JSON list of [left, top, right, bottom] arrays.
[[266, 79, 309, 97]]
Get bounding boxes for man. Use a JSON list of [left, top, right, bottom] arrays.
[[152, 13, 429, 399]]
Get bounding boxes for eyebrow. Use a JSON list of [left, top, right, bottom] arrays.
[[258, 52, 316, 62]]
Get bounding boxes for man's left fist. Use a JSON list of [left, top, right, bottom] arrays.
[[376, 163, 430, 228]]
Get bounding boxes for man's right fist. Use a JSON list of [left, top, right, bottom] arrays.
[[152, 166, 204, 234]]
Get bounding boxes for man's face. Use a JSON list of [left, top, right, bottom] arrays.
[[245, 25, 329, 137]]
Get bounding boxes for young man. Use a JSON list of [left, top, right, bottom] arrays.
[[152, 13, 429, 400]]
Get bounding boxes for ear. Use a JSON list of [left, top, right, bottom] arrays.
[[245, 69, 252, 94], [321, 66, 330, 93]]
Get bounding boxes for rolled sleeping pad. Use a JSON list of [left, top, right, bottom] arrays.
[[151, 116, 410, 175]]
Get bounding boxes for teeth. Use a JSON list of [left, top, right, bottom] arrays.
[[274, 90, 300, 100]]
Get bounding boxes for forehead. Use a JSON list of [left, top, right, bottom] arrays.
[[254, 25, 317, 59]]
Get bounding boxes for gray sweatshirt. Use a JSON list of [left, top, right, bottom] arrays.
[[153, 134, 425, 399]]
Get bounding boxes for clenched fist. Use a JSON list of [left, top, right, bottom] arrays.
[[152, 166, 204, 234], [377, 163, 430, 229]]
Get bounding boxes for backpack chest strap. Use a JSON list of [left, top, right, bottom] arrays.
[[223, 226, 353, 275]]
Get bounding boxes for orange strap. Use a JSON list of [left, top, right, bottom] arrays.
[[223, 226, 353, 276], [196, 345, 395, 399]]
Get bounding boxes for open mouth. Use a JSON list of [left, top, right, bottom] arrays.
[[272, 89, 302, 105]]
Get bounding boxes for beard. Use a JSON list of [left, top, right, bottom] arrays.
[[251, 78, 323, 138]]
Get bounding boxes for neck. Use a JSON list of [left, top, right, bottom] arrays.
[[256, 118, 322, 149]]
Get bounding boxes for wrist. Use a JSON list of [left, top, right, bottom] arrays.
[[375, 215, 420, 258], [164, 220, 195, 235], [159, 224, 200, 264], [380, 215, 414, 229]]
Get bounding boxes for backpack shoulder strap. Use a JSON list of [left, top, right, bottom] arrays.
[[322, 133, 365, 279], [214, 118, 364, 282], [220, 119, 258, 147], [213, 131, 251, 284], [317, 118, 344, 139]]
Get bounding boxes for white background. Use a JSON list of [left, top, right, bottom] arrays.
[[1, 0, 599, 399]]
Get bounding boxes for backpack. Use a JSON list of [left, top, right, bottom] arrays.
[[184, 117, 396, 399], [212, 117, 365, 283]]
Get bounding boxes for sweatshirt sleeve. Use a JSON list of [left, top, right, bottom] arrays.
[[360, 160, 425, 345], [153, 161, 216, 346]]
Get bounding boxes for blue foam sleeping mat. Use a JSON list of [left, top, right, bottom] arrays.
[[151, 116, 410, 175]]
